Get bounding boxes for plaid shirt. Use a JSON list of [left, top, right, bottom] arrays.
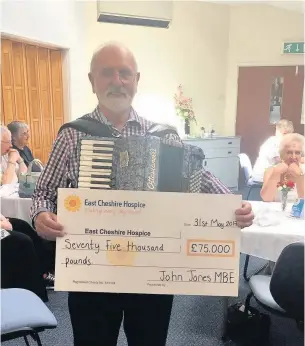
[[30, 107, 230, 220]]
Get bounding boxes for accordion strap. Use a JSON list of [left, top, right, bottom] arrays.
[[58, 116, 179, 138], [146, 124, 179, 138], [58, 116, 115, 137]]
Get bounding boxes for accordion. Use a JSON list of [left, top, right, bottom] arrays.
[[76, 135, 204, 193]]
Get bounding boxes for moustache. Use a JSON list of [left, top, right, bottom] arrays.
[[106, 86, 128, 97]]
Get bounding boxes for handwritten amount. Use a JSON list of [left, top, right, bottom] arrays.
[[64, 239, 165, 255]]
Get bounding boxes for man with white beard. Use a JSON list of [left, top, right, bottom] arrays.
[[31, 42, 254, 346]]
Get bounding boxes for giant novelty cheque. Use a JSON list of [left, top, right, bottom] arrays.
[[55, 133, 241, 297]]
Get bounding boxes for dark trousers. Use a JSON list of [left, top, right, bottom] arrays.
[[1, 230, 48, 302], [68, 292, 174, 346], [9, 217, 55, 274]]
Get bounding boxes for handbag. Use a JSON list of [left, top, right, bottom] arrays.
[[18, 159, 44, 198], [225, 303, 271, 346]]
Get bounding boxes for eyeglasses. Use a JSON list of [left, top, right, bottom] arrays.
[[1, 140, 12, 144], [98, 68, 136, 83]]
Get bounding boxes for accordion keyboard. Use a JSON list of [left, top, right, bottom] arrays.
[[78, 139, 115, 189]]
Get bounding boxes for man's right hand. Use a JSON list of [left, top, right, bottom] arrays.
[[35, 212, 65, 240]]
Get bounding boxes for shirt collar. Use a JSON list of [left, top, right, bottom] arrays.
[[92, 106, 142, 128]]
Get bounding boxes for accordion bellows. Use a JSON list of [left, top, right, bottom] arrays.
[[77, 135, 204, 193]]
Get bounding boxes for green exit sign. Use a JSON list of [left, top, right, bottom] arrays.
[[283, 42, 304, 54]]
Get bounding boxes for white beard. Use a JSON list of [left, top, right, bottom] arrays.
[[98, 94, 133, 113]]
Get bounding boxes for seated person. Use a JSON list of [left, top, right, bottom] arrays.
[[1, 213, 55, 292], [261, 133, 305, 202], [1, 214, 48, 301], [7, 121, 42, 172], [252, 119, 294, 183], [0, 125, 27, 185]]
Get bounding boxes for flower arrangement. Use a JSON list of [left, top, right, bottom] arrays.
[[277, 180, 295, 192], [277, 179, 295, 211], [174, 85, 196, 122]]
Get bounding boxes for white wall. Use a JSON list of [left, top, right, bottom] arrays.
[[224, 4, 304, 135], [83, 1, 230, 135], [1, 1, 304, 135], [1, 0, 89, 118]]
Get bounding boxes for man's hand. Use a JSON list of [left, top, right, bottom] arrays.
[[235, 202, 254, 228], [8, 149, 21, 164], [35, 212, 65, 240], [287, 163, 302, 178]]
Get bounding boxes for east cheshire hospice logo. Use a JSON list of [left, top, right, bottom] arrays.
[[64, 195, 82, 212]]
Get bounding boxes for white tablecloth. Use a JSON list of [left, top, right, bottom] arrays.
[[241, 201, 305, 262], [1, 193, 32, 225]]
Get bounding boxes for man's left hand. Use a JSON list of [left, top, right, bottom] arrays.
[[235, 202, 254, 228]]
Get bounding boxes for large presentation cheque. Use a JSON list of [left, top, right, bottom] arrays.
[[55, 189, 242, 296]]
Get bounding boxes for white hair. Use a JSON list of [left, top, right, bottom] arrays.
[[90, 41, 138, 73], [279, 133, 305, 157], [1, 125, 10, 139]]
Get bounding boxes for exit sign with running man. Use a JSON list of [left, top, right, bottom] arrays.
[[283, 42, 304, 54]]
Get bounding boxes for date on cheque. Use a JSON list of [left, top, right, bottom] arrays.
[[187, 240, 235, 257]]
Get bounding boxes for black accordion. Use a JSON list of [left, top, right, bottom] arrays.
[[76, 134, 204, 193]]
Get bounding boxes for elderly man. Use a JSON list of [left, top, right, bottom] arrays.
[[1, 125, 27, 185], [31, 42, 254, 346], [252, 119, 294, 183]]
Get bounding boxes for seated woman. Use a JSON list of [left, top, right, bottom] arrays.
[[261, 133, 305, 202], [7, 121, 42, 172], [1, 125, 27, 185]]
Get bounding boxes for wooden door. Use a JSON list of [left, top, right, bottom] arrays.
[[1, 39, 65, 164], [236, 66, 304, 164]]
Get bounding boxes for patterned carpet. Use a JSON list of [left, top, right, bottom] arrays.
[[4, 255, 304, 346]]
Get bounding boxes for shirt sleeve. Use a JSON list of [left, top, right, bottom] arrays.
[[200, 169, 231, 194], [30, 130, 71, 220], [260, 137, 279, 165]]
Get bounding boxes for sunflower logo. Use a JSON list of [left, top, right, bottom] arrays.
[[64, 195, 82, 212]]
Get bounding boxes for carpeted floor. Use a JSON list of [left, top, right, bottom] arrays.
[[4, 255, 304, 346]]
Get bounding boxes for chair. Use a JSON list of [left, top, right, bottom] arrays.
[[244, 242, 304, 330], [238, 153, 253, 187], [239, 153, 265, 280], [1, 288, 57, 346], [238, 153, 263, 201], [270, 242, 304, 323]]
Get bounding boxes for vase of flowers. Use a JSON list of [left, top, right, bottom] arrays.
[[277, 180, 295, 211], [174, 85, 196, 136]]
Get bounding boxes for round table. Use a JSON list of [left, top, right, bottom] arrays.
[[241, 201, 304, 262]]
